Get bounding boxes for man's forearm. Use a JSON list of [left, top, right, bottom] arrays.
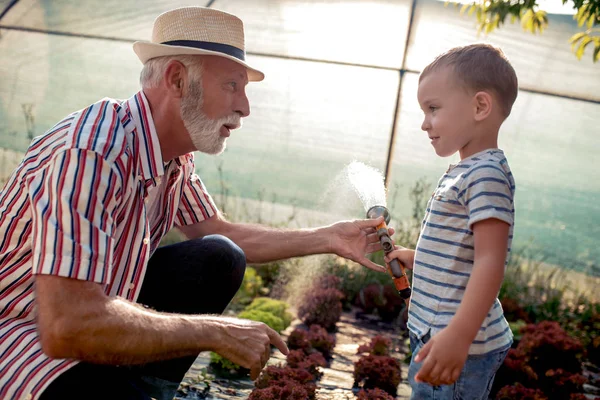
[[210, 222, 333, 264], [37, 276, 224, 365], [59, 299, 222, 365], [448, 256, 505, 342]]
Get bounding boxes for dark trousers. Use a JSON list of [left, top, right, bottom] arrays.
[[40, 235, 246, 400]]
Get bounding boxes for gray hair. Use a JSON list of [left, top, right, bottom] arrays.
[[139, 55, 204, 89]]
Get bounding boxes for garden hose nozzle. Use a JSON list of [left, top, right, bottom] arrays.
[[366, 205, 412, 301]]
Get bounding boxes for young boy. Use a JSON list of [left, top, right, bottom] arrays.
[[386, 44, 518, 399]]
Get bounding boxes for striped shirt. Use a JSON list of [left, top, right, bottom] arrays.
[[0, 91, 217, 399], [408, 149, 515, 355]]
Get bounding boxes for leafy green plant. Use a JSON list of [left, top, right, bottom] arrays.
[[210, 298, 291, 375], [245, 297, 293, 329], [238, 309, 286, 333], [230, 267, 264, 308], [450, 0, 600, 62]]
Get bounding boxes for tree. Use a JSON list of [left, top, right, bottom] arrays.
[[453, 0, 600, 62]]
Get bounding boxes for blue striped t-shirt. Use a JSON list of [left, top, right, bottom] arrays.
[[408, 149, 515, 355]]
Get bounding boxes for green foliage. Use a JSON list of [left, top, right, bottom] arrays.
[[209, 352, 243, 372], [245, 297, 293, 329], [210, 297, 292, 375], [509, 320, 528, 341], [231, 267, 264, 308], [238, 309, 286, 333], [449, 0, 600, 62]]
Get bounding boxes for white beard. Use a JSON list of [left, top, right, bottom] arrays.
[[180, 79, 241, 155]]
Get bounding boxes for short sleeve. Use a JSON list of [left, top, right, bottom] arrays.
[[175, 154, 217, 226], [27, 149, 123, 284], [458, 162, 514, 229]]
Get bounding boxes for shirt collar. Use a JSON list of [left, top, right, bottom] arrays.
[[126, 91, 165, 180]]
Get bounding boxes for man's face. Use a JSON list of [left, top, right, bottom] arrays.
[[180, 56, 250, 155], [417, 67, 475, 158]]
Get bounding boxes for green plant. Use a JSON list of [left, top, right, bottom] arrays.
[[209, 351, 244, 373], [238, 309, 286, 333], [230, 267, 264, 307], [450, 0, 600, 62], [245, 297, 293, 329], [210, 298, 290, 375]]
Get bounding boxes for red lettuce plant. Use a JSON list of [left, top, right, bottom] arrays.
[[543, 369, 587, 398], [355, 283, 386, 314], [495, 383, 548, 399], [297, 287, 343, 331], [254, 366, 316, 399], [501, 296, 532, 323], [518, 321, 584, 374], [355, 283, 403, 322], [287, 325, 336, 359], [357, 387, 395, 400], [287, 328, 311, 353], [491, 321, 587, 399], [306, 324, 336, 359], [353, 355, 401, 396], [317, 274, 342, 290], [357, 335, 393, 356], [248, 380, 308, 400], [286, 350, 326, 380]]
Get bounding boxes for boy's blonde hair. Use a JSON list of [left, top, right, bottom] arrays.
[[420, 44, 518, 118]]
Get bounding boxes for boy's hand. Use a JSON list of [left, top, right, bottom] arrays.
[[414, 327, 470, 386], [383, 246, 415, 270]]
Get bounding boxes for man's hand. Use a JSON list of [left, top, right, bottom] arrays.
[[328, 216, 395, 273], [214, 317, 289, 380], [414, 327, 470, 386]]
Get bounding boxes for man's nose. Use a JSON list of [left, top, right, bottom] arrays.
[[235, 91, 250, 118]]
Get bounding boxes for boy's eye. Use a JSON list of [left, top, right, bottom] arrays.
[[429, 106, 438, 112]]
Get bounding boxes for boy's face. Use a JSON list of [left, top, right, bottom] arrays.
[[417, 67, 476, 158]]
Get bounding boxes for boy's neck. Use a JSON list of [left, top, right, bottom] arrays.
[[459, 126, 500, 160]]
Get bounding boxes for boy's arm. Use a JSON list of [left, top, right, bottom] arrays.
[[414, 217, 509, 386]]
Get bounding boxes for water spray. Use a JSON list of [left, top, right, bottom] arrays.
[[366, 205, 412, 302]]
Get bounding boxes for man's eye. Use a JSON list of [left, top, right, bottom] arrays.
[[229, 82, 237, 89]]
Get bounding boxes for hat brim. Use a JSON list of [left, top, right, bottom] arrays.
[[133, 41, 264, 82]]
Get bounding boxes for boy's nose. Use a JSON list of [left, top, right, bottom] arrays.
[[421, 118, 430, 131]]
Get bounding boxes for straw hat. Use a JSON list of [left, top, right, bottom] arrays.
[[133, 7, 264, 81]]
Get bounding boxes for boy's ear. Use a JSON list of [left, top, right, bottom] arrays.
[[473, 91, 493, 122]]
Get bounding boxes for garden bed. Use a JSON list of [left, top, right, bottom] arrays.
[[175, 308, 411, 400]]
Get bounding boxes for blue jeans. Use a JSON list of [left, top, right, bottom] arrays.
[[408, 331, 508, 400], [40, 235, 246, 400]]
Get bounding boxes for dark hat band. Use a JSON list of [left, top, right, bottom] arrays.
[[161, 40, 245, 61]]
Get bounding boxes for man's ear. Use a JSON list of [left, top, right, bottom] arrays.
[[473, 91, 493, 122], [163, 60, 186, 98]]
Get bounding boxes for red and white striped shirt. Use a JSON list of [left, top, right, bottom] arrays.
[[0, 91, 217, 399]]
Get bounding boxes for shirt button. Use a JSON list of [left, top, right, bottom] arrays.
[[137, 175, 143, 181], [129, 283, 135, 290], [25, 395, 32, 400], [143, 238, 149, 245]]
